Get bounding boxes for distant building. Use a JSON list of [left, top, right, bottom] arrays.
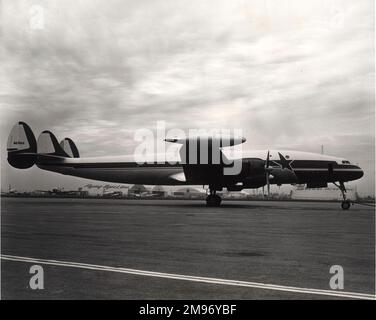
[[128, 184, 150, 197], [151, 186, 166, 198], [223, 191, 249, 199], [82, 184, 128, 197], [82, 184, 103, 196], [32, 190, 51, 196], [291, 185, 357, 201], [31, 187, 87, 197], [173, 187, 205, 199], [2, 184, 18, 195], [103, 185, 128, 197]]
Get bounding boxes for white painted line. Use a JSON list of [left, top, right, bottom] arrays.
[[1, 254, 375, 300]]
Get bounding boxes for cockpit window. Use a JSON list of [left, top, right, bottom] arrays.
[[342, 160, 350, 164]]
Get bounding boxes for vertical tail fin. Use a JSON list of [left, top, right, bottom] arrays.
[[7, 122, 37, 169], [37, 131, 70, 157], [60, 138, 79, 158]]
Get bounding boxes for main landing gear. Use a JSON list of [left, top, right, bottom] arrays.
[[206, 189, 222, 207], [333, 181, 351, 210]]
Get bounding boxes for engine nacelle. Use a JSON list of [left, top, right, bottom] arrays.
[[242, 175, 266, 188]]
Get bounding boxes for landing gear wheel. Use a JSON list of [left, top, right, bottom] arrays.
[[206, 194, 222, 207], [341, 200, 351, 210], [333, 182, 352, 210]]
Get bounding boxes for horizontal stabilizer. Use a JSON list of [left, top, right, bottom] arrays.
[[37, 131, 70, 157], [60, 138, 79, 158], [7, 122, 37, 169]]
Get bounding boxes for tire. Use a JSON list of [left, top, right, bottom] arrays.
[[206, 195, 215, 207], [214, 194, 222, 206], [206, 194, 222, 207], [341, 201, 351, 210]]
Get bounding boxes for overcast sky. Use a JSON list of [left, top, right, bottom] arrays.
[[1, 0, 374, 195]]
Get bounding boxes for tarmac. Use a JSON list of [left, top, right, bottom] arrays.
[[1, 197, 375, 299]]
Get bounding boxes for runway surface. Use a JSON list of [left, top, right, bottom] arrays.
[[1, 197, 375, 299]]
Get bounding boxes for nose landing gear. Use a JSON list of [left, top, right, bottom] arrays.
[[341, 200, 351, 210], [333, 181, 351, 210], [206, 189, 222, 207]]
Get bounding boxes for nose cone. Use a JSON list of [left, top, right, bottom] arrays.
[[356, 166, 364, 180], [347, 165, 364, 181], [341, 164, 364, 182]]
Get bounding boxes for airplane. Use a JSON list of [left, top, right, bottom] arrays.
[[6, 122, 364, 209]]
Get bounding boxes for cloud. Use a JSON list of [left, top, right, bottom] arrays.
[[0, 0, 374, 194]]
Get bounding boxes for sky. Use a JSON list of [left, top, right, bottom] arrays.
[[0, 0, 374, 195]]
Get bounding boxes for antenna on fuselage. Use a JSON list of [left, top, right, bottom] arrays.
[[321, 145, 324, 155]]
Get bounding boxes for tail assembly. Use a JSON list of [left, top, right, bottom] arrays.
[[60, 138, 79, 158], [7, 122, 79, 169], [37, 131, 70, 157], [7, 122, 37, 169]]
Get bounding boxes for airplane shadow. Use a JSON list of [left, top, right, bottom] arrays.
[[117, 200, 357, 211], [118, 201, 274, 210]]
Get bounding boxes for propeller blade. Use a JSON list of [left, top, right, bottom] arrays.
[[265, 150, 270, 198]]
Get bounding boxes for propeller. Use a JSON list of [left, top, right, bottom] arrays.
[[265, 150, 271, 198]]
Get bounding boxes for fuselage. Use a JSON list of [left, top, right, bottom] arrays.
[[36, 149, 364, 188]]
